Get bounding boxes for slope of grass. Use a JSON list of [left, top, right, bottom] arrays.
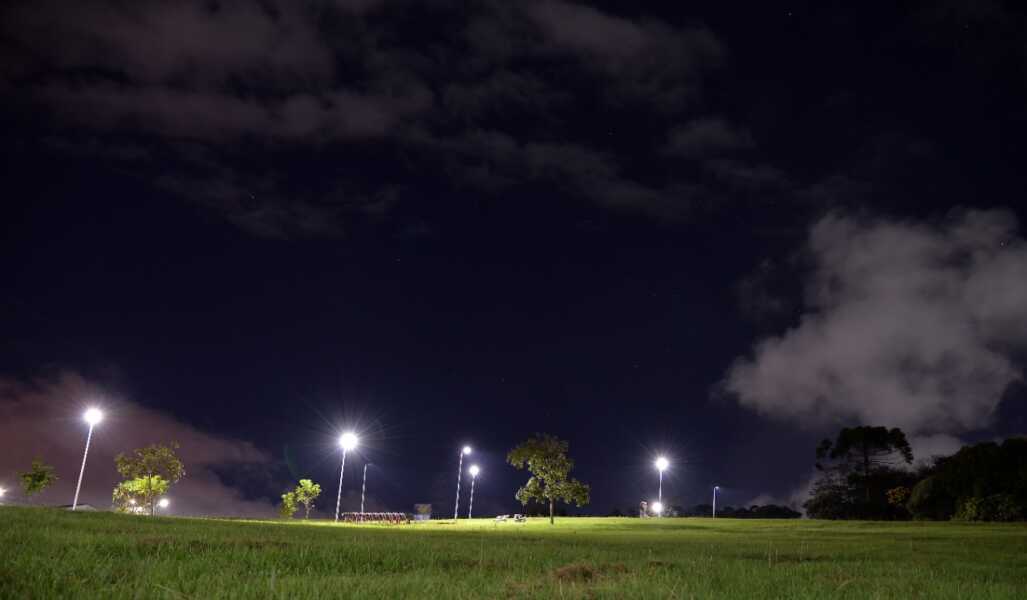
[[1, 506, 1025, 598]]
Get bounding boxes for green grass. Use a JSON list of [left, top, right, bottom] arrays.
[[1, 507, 1025, 598]]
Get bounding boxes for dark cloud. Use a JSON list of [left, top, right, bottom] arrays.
[[411, 128, 696, 221], [0, 372, 277, 516], [522, 0, 724, 108], [666, 118, 754, 158], [724, 209, 1027, 435], [0, 0, 759, 236]]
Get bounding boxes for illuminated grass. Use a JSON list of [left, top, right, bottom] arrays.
[[1, 507, 1025, 598]]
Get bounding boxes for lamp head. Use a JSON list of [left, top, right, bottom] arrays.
[[654, 456, 669, 471], [339, 432, 359, 451], [651, 501, 664, 515], [462, 445, 472, 455], [469, 464, 480, 477], [84, 408, 103, 426], [158, 498, 169, 509]]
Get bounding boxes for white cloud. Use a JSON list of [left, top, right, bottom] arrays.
[[725, 209, 1027, 435]]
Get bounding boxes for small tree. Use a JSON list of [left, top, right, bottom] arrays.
[[113, 476, 169, 514], [115, 443, 185, 516], [279, 491, 299, 519], [20, 458, 58, 501], [507, 433, 590, 524], [293, 479, 322, 519]]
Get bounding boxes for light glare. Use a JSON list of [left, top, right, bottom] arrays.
[[469, 464, 480, 477], [84, 408, 103, 426], [339, 432, 359, 451], [654, 456, 669, 471], [158, 498, 169, 508], [652, 501, 664, 514], [462, 445, 472, 455]]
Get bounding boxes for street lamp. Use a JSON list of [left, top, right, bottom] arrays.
[[157, 497, 169, 515], [654, 456, 669, 518], [72, 408, 103, 511], [713, 486, 719, 519], [360, 463, 373, 515], [454, 445, 471, 521], [335, 432, 359, 522], [467, 465, 480, 519], [651, 501, 664, 516]]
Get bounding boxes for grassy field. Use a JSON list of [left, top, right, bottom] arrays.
[[1, 507, 1025, 599]]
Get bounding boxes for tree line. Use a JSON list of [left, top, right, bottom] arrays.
[[805, 426, 1026, 521]]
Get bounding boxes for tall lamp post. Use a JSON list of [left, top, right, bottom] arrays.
[[72, 408, 103, 511], [654, 456, 669, 518], [335, 432, 359, 522], [713, 486, 719, 519], [454, 445, 471, 521], [360, 463, 372, 515], [467, 465, 480, 519]]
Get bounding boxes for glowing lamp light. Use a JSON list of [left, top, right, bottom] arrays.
[[84, 408, 103, 426], [651, 501, 664, 515], [469, 464, 480, 477], [0, 487, 6, 498], [158, 498, 170, 509], [462, 445, 472, 455], [654, 456, 669, 472], [339, 432, 359, 451]]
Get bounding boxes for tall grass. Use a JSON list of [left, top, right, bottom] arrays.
[[1, 507, 1025, 598]]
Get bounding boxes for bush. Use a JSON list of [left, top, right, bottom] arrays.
[[953, 494, 1023, 522]]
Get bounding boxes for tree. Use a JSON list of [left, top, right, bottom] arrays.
[[279, 491, 299, 519], [292, 479, 322, 519], [113, 476, 169, 514], [115, 443, 185, 516], [807, 426, 915, 519], [907, 437, 1027, 521], [507, 434, 590, 524], [20, 458, 58, 500], [816, 426, 913, 503]]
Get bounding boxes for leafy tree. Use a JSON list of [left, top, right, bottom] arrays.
[[20, 458, 58, 500], [507, 433, 590, 524], [908, 438, 1027, 521], [113, 476, 169, 514], [292, 479, 322, 519], [115, 443, 185, 516], [279, 491, 299, 519]]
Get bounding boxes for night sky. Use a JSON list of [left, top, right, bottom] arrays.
[[2, 1, 1027, 517]]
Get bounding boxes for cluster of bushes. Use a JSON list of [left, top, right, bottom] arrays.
[[805, 427, 1026, 522]]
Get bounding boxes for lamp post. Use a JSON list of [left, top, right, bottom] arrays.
[[467, 465, 480, 519], [360, 463, 372, 515], [72, 408, 103, 511], [654, 456, 669, 518], [454, 445, 471, 521], [335, 432, 359, 522], [713, 486, 719, 519]]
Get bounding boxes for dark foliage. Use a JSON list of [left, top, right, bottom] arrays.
[[806, 426, 917, 520], [908, 438, 1027, 522]]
